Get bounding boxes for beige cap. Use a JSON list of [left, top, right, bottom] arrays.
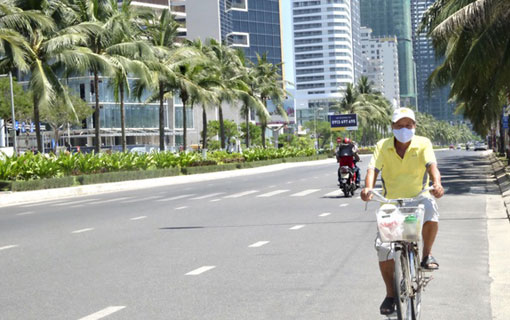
[[392, 107, 416, 123]]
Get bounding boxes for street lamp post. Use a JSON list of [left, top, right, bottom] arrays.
[[314, 107, 323, 151]]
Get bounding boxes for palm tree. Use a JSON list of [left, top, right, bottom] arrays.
[[138, 8, 180, 151], [251, 53, 287, 148], [102, 1, 154, 152], [421, 0, 510, 136], [0, 1, 54, 73], [18, 0, 111, 152], [235, 50, 267, 148], [208, 39, 245, 150]]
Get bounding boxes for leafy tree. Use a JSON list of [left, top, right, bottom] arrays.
[[239, 122, 261, 146], [0, 78, 32, 122], [40, 88, 93, 152], [205, 120, 239, 148], [304, 120, 333, 149]]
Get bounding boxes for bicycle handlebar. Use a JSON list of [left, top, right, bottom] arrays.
[[369, 186, 434, 204]]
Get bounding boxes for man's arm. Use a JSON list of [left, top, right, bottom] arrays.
[[361, 168, 378, 201], [427, 163, 444, 198]]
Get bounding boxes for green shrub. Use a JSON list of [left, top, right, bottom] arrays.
[[76, 168, 180, 185], [5, 176, 76, 192]]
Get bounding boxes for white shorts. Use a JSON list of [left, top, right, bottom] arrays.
[[374, 197, 439, 262]]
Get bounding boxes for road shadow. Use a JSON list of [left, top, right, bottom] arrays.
[[438, 155, 498, 195]]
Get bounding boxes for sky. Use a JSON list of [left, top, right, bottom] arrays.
[[281, 0, 295, 88]]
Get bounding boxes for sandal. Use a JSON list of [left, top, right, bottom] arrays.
[[379, 297, 395, 315], [421, 255, 439, 270]]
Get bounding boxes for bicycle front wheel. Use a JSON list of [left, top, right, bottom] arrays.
[[394, 248, 413, 320], [410, 246, 422, 320]]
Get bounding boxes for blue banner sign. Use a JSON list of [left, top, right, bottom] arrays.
[[329, 114, 358, 131], [503, 115, 509, 129]]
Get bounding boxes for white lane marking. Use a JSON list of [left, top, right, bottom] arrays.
[[20, 200, 66, 208], [186, 266, 216, 275], [72, 228, 94, 234], [324, 190, 341, 197], [16, 211, 35, 216], [210, 199, 222, 202], [256, 189, 289, 197], [339, 203, 349, 207], [286, 181, 293, 184], [53, 198, 98, 207], [78, 306, 126, 320], [93, 197, 130, 205], [70, 204, 85, 208], [319, 212, 331, 217], [123, 196, 161, 204], [290, 189, 321, 197], [130, 216, 147, 221], [224, 190, 258, 198], [191, 193, 224, 200], [156, 194, 195, 202], [268, 185, 276, 188], [356, 196, 361, 199], [248, 241, 270, 248], [0, 245, 18, 251], [289, 225, 305, 230], [175, 206, 188, 210]]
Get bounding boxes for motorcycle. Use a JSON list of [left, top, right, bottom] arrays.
[[338, 156, 358, 197]]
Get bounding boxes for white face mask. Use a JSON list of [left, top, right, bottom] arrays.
[[393, 128, 415, 143]]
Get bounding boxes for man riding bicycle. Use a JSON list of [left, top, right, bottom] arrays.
[[360, 107, 444, 315]]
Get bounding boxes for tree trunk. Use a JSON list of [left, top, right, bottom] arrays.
[[261, 121, 266, 149], [93, 71, 101, 153], [53, 128, 59, 153], [158, 82, 165, 151], [120, 85, 127, 152], [182, 97, 187, 152], [34, 97, 42, 152], [219, 105, 225, 150], [245, 105, 250, 148], [202, 106, 207, 150]]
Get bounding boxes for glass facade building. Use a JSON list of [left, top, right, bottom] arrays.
[[411, 0, 459, 122], [360, 0, 417, 107], [228, 0, 283, 67]]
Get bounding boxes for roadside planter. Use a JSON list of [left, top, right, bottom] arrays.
[[0, 148, 325, 192]]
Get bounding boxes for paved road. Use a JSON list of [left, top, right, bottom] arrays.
[[0, 150, 497, 319]]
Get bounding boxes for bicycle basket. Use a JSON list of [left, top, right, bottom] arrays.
[[376, 204, 425, 242]]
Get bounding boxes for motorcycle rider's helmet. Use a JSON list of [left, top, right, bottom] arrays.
[[343, 137, 351, 144]]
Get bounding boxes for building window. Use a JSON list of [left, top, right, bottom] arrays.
[[226, 0, 248, 12], [227, 32, 250, 47]]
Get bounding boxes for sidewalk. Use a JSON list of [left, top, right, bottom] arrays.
[[0, 157, 349, 208], [487, 152, 510, 319]]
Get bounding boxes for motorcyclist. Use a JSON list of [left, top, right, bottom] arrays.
[[336, 137, 361, 187]]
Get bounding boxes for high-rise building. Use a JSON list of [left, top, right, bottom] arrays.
[[361, 27, 400, 107], [292, 0, 359, 124], [186, 0, 283, 67], [360, 0, 417, 107], [411, 0, 458, 122]]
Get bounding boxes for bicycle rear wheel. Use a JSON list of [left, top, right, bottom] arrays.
[[394, 248, 413, 320]]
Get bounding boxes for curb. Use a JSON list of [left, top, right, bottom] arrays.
[[0, 157, 343, 208], [488, 152, 510, 221]]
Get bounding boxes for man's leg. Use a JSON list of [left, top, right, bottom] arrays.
[[355, 166, 361, 186], [379, 260, 395, 297], [422, 221, 438, 260]]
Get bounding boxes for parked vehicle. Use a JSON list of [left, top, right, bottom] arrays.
[[474, 142, 488, 151]]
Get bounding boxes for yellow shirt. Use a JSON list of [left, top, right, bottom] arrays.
[[368, 135, 437, 199]]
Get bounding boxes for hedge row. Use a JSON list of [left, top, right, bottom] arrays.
[[0, 155, 328, 192]]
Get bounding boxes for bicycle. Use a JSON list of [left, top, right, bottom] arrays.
[[368, 188, 434, 320]]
